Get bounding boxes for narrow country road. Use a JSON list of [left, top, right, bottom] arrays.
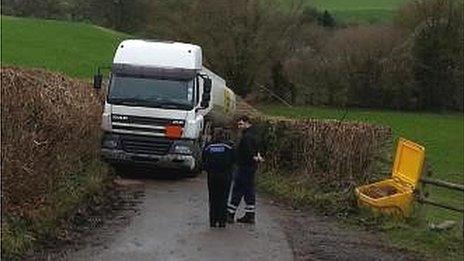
[[67, 172, 293, 261]]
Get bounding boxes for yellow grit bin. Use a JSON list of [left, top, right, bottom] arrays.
[[356, 138, 426, 218]]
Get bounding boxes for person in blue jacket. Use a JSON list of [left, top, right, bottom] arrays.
[[202, 127, 235, 228]]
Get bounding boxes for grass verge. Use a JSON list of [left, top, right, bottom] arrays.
[[257, 170, 464, 260], [1, 161, 110, 260]]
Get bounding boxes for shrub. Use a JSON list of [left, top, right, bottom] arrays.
[[1, 67, 102, 218], [257, 117, 392, 197]]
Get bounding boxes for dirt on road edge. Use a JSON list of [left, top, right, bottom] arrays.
[[24, 182, 145, 261], [262, 195, 421, 261]]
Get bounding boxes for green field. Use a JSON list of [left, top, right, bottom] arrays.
[[311, 0, 410, 23], [260, 105, 464, 221], [280, 0, 410, 23], [1, 16, 127, 79]]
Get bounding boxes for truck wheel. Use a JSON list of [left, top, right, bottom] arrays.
[[112, 166, 128, 177], [185, 166, 202, 178]]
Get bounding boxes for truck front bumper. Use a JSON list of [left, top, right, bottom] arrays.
[[101, 148, 196, 171]]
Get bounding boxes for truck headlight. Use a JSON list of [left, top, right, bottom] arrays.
[[102, 134, 120, 149], [172, 145, 192, 155], [101, 112, 112, 132]]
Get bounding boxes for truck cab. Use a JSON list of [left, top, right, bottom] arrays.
[[95, 40, 235, 174]]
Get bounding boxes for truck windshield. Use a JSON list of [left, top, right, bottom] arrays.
[[108, 74, 195, 110]]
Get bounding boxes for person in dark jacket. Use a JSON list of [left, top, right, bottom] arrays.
[[202, 127, 235, 228], [227, 115, 263, 224]]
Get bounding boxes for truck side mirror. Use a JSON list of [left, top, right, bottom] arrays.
[[201, 93, 210, 108], [201, 78, 212, 108], [204, 78, 212, 93], [93, 73, 102, 89]]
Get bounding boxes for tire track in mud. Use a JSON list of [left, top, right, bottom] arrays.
[[270, 201, 419, 261]]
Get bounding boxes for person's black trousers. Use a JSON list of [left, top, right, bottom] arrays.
[[227, 165, 256, 215], [207, 171, 232, 225]]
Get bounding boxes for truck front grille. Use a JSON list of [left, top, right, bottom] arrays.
[[112, 125, 165, 134], [111, 114, 184, 137], [120, 134, 172, 155], [114, 115, 173, 126]]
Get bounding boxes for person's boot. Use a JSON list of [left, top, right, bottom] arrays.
[[227, 212, 235, 223], [218, 221, 226, 228], [237, 212, 255, 224]]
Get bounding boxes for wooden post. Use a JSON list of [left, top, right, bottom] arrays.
[[420, 177, 464, 192], [417, 197, 464, 213], [417, 162, 464, 214], [416, 162, 431, 217]]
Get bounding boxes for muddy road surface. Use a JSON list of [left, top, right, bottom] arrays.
[[67, 172, 293, 261], [58, 172, 414, 261]]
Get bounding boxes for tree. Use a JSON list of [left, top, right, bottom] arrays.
[[270, 62, 296, 104], [319, 10, 335, 27], [407, 0, 463, 110], [148, 0, 301, 97]]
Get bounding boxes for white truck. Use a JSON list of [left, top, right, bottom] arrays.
[[93, 39, 236, 175]]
